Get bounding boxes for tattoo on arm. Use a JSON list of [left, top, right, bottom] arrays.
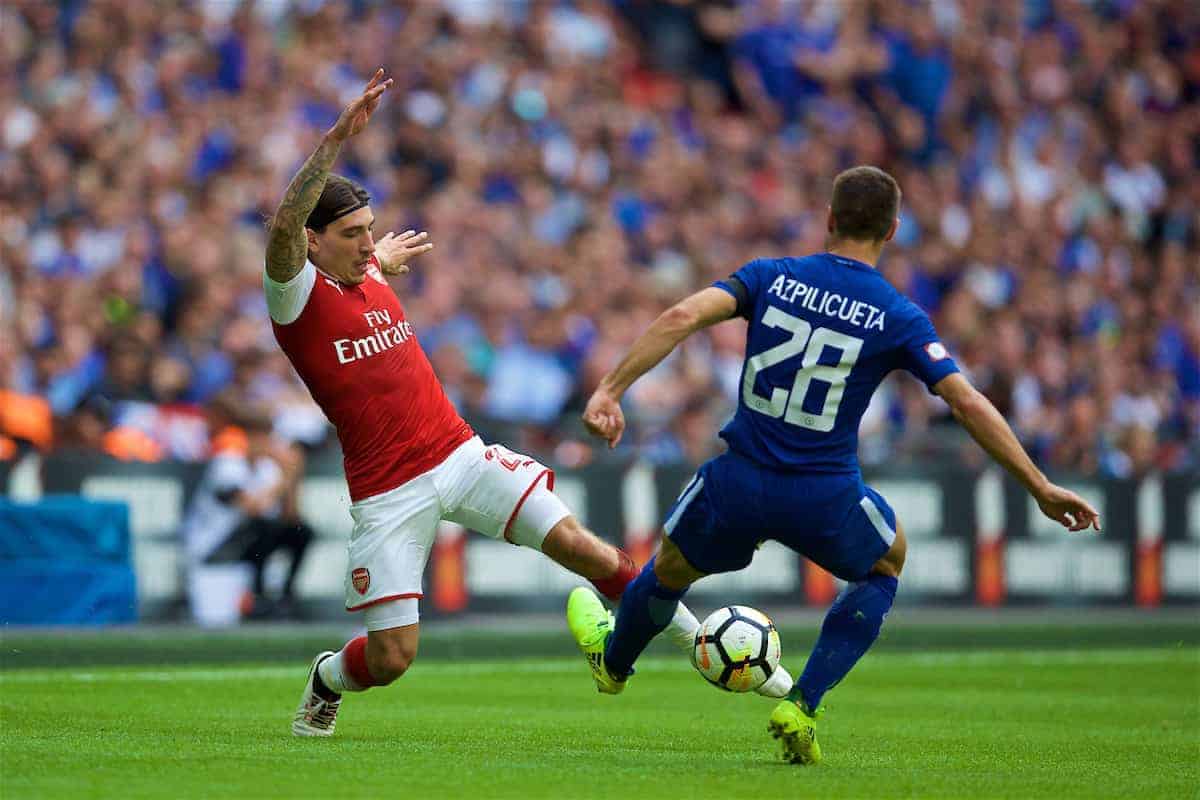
[[265, 136, 342, 282]]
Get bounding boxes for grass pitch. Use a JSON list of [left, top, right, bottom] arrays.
[[2, 647, 1196, 799]]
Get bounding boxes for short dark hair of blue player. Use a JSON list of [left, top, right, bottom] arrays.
[[829, 166, 901, 243]]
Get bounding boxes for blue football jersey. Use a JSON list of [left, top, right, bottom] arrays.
[[713, 253, 959, 473]]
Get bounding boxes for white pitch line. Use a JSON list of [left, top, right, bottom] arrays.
[[0, 649, 1192, 684]]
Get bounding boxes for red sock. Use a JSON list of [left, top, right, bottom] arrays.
[[590, 549, 638, 601], [342, 635, 380, 689]]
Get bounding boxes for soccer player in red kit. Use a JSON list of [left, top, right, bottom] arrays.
[[265, 72, 783, 736]]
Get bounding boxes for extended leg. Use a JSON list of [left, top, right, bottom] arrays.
[[770, 521, 907, 764], [293, 603, 419, 737], [604, 536, 703, 676], [534, 514, 702, 652], [792, 523, 905, 712], [566, 536, 705, 694]]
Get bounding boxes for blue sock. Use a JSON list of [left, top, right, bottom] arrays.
[[604, 558, 687, 678], [789, 573, 898, 711]]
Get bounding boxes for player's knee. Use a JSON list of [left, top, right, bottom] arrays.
[[653, 538, 703, 591], [366, 636, 418, 684], [369, 652, 414, 685], [546, 516, 585, 553]]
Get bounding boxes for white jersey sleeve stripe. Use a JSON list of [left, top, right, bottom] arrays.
[[264, 260, 317, 325]]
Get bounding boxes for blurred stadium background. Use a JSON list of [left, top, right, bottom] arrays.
[[0, 0, 1197, 639]]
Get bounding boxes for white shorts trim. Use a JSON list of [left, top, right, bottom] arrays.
[[507, 481, 571, 550], [364, 597, 420, 631]]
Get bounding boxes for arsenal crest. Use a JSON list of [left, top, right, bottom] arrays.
[[351, 567, 370, 595]]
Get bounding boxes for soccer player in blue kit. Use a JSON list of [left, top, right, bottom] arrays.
[[567, 166, 1101, 765]]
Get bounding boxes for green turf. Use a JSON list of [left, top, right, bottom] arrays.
[[4, 615, 1198, 669], [2, 649, 1196, 799]]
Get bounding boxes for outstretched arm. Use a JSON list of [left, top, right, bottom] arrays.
[[265, 136, 344, 283], [583, 287, 737, 448], [265, 69, 393, 283], [934, 372, 1101, 531]]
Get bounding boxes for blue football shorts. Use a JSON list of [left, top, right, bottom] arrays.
[[662, 451, 897, 582]]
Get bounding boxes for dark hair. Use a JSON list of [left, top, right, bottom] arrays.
[[305, 174, 370, 232], [829, 166, 901, 243]]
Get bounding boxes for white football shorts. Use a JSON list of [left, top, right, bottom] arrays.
[[345, 436, 569, 629]]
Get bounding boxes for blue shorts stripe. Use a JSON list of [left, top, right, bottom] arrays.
[[664, 476, 704, 535], [859, 495, 896, 547], [674, 472, 700, 501]]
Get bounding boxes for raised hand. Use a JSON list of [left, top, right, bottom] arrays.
[[375, 230, 433, 276], [328, 68, 393, 142], [266, 69, 393, 281], [583, 389, 626, 449]]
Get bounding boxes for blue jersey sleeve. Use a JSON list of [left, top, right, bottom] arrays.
[[896, 309, 959, 391], [714, 258, 773, 320]]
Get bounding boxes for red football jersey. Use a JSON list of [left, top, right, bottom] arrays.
[[268, 257, 473, 501]]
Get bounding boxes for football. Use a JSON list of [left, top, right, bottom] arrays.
[[691, 605, 782, 692]]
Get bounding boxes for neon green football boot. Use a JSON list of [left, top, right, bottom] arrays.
[[767, 700, 823, 765], [566, 587, 626, 695]]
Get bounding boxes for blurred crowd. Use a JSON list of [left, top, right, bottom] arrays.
[[1, 0, 1197, 478]]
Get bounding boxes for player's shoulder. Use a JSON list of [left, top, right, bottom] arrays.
[[736, 253, 827, 283], [264, 258, 318, 326], [888, 289, 931, 324], [856, 264, 919, 313], [834, 260, 932, 338], [263, 257, 315, 288], [879, 290, 939, 346], [773, 252, 829, 271]]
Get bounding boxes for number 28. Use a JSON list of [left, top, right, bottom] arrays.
[[742, 306, 863, 432]]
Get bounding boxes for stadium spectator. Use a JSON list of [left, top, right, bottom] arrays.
[[0, 0, 1196, 479], [181, 411, 313, 624]]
